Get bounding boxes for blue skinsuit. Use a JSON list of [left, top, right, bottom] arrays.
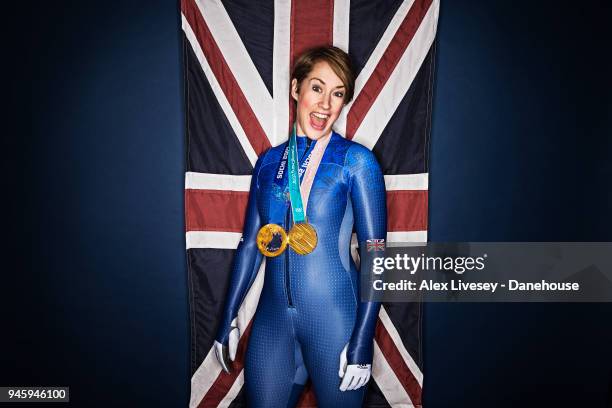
[[216, 132, 387, 407]]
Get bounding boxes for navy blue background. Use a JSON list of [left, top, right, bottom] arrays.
[[7, 0, 611, 407]]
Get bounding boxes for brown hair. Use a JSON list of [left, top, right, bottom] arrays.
[[291, 46, 355, 103]]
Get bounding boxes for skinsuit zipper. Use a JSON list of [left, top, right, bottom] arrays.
[[285, 209, 294, 307], [285, 138, 312, 308]]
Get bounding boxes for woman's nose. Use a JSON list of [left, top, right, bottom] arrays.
[[319, 94, 331, 110]]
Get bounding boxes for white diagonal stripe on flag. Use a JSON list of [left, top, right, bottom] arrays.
[[334, 0, 415, 136], [189, 345, 222, 408], [190, 262, 265, 407], [352, 0, 416, 100], [352, 0, 439, 149], [195, 0, 273, 141], [272, 0, 292, 147], [219, 370, 245, 408], [379, 305, 424, 385], [182, 16, 258, 166], [372, 341, 415, 408]]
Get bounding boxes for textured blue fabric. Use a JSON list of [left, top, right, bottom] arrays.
[[216, 132, 387, 407]]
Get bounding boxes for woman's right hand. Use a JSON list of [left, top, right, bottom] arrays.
[[214, 326, 240, 373]]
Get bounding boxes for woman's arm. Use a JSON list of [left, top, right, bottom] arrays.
[[346, 144, 387, 365], [215, 155, 265, 348]]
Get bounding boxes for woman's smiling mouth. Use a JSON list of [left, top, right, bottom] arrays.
[[310, 112, 330, 131]]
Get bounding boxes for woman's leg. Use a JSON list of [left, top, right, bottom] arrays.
[[245, 307, 309, 408], [298, 314, 365, 407]]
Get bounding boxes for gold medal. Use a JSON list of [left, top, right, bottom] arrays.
[[288, 223, 318, 255], [256, 224, 288, 257]]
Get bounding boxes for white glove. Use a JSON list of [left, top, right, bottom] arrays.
[[338, 344, 372, 392], [214, 325, 240, 373]]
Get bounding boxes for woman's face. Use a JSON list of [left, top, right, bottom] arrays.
[[291, 61, 346, 140]]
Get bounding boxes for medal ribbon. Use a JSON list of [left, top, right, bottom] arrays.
[[269, 128, 313, 225], [288, 124, 307, 223], [268, 146, 290, 225], [270, 124, 329, 225], [257, 126, 330, 256]]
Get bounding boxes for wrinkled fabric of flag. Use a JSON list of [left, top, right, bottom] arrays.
[[181, 0, 438, 406]]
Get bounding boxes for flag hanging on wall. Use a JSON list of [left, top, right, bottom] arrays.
[[181, 0, 439, 406]]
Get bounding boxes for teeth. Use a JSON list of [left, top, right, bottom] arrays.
[[312, 112, 329, 119]]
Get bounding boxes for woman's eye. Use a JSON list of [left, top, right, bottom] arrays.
[[312, 85, 322, 93], [334, 92, 345, 98]]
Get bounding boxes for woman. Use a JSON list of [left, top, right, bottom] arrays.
[[214, 46, 387, 407]]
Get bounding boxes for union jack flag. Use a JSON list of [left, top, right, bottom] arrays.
[[181, 0, 439, 406]]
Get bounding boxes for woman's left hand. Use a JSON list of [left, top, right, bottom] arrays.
[[214, 325, 240, 373], [338, 344, 372, 391]]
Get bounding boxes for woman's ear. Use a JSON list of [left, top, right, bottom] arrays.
[[291, 78, 299, 102]]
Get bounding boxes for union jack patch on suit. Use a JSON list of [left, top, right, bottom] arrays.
[[367, 239, 386, 252]]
